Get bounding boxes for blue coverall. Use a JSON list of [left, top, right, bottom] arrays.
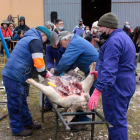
[[54, 34, 99, 121], [95, 28, 136, 140]]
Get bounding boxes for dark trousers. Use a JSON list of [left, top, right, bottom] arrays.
[[3, 76, 33, 134], [1, 39, 11, 54]]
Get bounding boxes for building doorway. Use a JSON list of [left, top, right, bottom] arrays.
[[82, 0, 111, 27]]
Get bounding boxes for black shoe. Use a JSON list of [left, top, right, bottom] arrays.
[[12, 129, 33, 136], [135, 72, 138, 76], [41, 105, 52, 112], [25, 124, 41, 130]]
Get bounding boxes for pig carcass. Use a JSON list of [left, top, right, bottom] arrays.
[[26, 62, 96, 122]]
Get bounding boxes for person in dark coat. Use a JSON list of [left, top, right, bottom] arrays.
[[13, 16, 30, 36], [13, 29, 24, 41], [123, 21, 133, 39]]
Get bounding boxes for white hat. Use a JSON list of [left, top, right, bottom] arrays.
[[92, 21, 99, 29], [45, 21, 53, 26]]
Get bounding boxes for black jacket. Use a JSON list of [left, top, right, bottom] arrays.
[[13, 16, 30, 36], [133, 37, 140, 53], [123, 25, 134, 39]]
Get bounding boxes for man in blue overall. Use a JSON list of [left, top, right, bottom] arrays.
[[2, 26, 51, 136], [54, 31, 99, 131], [88, 13, 136, 140]]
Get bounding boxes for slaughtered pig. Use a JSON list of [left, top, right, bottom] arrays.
[[26, 62, 96, 122]]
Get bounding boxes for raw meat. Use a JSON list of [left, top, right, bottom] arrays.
[[26, 62, 96, 122]]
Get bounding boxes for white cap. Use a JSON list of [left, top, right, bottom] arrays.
[[92, 21, 99, 29]]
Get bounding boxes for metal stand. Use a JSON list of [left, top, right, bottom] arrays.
[[41, 93, 45, 122], [41, 93, 113, 140]]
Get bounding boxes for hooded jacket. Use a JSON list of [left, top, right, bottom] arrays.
[[13, 16, 30, 36]]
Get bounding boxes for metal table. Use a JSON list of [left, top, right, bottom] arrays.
[[41, 93, 113, 140]]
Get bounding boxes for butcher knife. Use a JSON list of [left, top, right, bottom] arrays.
[[48, 82, 69, 94]]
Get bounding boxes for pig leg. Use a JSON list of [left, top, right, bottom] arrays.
[[66, 107, 76, 123], [81, 63, 96, 93], [26, 78, 54, 97]]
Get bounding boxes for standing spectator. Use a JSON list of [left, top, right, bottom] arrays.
[[133, 26, 140, 76], [88, 13, 136, 140], [45, 21, 56, 31], [54, 19, 65, 34], [84, 21, 105, 52], [91, 21, 105, 51], [1, 19, 12, 56], [123, 21, 133, 38], [13, 16, 30, 36], [73, 19, 85, 36], [82, 26, 91, 38]]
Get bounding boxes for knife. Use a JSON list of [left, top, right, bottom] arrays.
[[48, 82, 69, 94]]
